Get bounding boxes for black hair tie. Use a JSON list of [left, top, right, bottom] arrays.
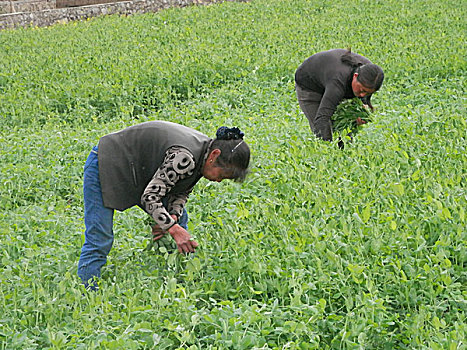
[[216, 127, 244, 140]]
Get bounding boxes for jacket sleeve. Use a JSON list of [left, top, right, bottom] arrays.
[[141, 147, 196, 231], [314, 80, 346, 141], [166, 189, 192, 219]]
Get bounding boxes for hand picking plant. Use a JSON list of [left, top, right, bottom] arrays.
[[144, 218, 178, 254], [332, 98, 372, 134]]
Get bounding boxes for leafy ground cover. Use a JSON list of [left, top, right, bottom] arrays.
[[0, 0, 465, 348]]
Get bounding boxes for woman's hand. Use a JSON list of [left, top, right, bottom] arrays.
[[152, 214, 178, 241], [152, 224, 165, 241], [355, 117, 367, 126], [168, 224, 199, 254]]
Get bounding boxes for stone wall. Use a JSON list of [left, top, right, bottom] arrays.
[[55, 0, 127, 8], [1, 0, 55, 15], [0, 0, 247, 30]]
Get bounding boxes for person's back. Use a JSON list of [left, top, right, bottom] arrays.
[[98, 121, 212, 210], [295, 49, 370, 93]]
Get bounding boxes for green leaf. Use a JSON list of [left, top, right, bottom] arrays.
[[362, 204, 371, 223], [391, 183, 405, 196]]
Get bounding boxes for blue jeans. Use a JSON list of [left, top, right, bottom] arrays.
[[77, 146, 188, 288]]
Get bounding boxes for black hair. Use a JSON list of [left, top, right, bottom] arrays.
[[341, 49, 384, 91], [209, 127, 250, 182]]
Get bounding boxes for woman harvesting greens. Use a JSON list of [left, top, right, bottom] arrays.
[[295, 48, 384, 142], [78, 121, 250, 289]]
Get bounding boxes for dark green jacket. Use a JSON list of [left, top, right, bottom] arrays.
[[98, 121, 212, 211]]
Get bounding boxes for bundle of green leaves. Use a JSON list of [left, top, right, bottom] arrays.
[[144, 233, 177, 254], [143, 217, 177, 253], [332, 98, 372, 134]]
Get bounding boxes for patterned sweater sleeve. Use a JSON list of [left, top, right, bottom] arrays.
[[166, 190, 191, 219], [141, 147, 196, 231]]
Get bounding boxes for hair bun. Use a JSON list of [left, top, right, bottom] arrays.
[[216, 126, 244, 140]]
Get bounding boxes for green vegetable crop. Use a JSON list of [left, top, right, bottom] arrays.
[[0, 0, 465, 349]]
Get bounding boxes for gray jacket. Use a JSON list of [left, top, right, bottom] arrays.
[[98, 121, 211, 211]]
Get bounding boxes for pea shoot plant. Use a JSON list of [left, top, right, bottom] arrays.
[[0, 0, 465, 349]]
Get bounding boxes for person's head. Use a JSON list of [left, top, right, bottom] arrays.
[[202, 126, 250, 182], [351, 64, 385, 98], [341, 49, 384, 98]]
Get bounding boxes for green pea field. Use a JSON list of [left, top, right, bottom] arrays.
[[0, 0, 465, 348]]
